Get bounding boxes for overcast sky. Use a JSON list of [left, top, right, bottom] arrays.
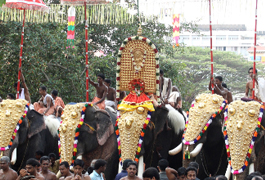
[[136, 0, 265, 31]]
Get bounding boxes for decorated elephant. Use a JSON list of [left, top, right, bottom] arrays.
[[169, 94, 228, 179], [141, 106, 185, 170], [0, 99, 59, 172], [58, 103, 118, 180], [222, 100, 265, 180]]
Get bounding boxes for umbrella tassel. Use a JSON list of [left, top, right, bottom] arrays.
[[66, 6, 75, 49]]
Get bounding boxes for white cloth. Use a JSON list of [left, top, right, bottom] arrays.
[[43, 94, 54, 106], [161, 77, 172, 100], [168, 91, 180, 103], [105, 100, 116, 107], [16, 88, 25, 100], [258, 78, 265, 102]]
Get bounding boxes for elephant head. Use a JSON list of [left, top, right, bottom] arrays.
[[224, 100, 263, 179], [169, 93, 226, 168]]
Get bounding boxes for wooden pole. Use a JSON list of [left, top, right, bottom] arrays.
[[252, 0, 258, 99], [209, 0, 214, 94], [17, 9, 25, 99], [85, 2, 89, 102]]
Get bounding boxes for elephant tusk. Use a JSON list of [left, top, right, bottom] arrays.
[[225, 163, 231, 180], [190, 143, 203, 157], [56, 171, 62, 179], [138, 156, 144, 179], [77, 155, 82, 160], [118, 163, 123, 173], [11, 148, 17, 165], [249, 163, 254, 174], [168, 143, 182, 155]]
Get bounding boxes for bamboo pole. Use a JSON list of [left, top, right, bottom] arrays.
[[85, 2, 89, 102], [209, 0, 214, 94]]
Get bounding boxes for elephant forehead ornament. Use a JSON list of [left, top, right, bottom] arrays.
[[223, 100, 264, 174], [58, 103, 86, 166], [183, 94, 226, 144], [0, 99, 28, 150]]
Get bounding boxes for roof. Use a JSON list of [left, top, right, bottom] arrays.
[[197, 24, 247, 31]]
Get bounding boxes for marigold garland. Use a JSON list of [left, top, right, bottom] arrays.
[[223, 104, 264, 174], [128, 78, 145, 96], [0, 103, 30, 151], [116, 36, 160, 104], [115, 111, 152, 165], [182, 100, 227, 145], [58, 103, 93, 167]]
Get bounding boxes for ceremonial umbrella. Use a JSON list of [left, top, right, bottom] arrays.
[[60, 0, 108, 102], [3, 0, 48, 99]]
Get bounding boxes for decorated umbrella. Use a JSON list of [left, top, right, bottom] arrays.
[[252, 0, 258, 99], [3, 0, 48, 99], [60, 0, 108, 102]]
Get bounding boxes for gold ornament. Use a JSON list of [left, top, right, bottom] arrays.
[[226, 100, 261, 170], [185, 94, 224, 142], [59, 103, 85, 166], [136, 107, 145, 114], [0, 99, 27, 147]]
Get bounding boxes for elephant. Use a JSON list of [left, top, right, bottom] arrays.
[[169, 94, 228, 180], [0, 99, 59, 172], [59, 103, 118, 180], [223, 100, 265, 180], [141, 106, 185, 170]]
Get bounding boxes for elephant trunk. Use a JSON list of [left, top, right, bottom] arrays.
[[182, 144, 195, 168]]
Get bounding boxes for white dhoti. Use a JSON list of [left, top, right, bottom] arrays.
[[168, 91, 180, 103], [105, 100, 116, 107], [258, 78, 265, 102]]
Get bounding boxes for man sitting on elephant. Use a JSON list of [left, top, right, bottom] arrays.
[[88, 74, 107, 110], [34, 86, 55, 116], [0, 156, 18, 180], [160, 70, 172, 104], [104, 79, 116, 110], [209, 75, 233, 104]]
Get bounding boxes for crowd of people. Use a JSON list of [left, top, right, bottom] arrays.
[[0, 154, 264, 180]]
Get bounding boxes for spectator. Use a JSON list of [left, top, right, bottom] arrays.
[[35, 150, 44, 162], [48, 153, 60, 174], [59, 161, 73, 180], [246, 172, 263, 180], [188, 162, 199, 180], [143, 167, 160, 180], [65, 159, 90, 180], [177, 167, 186, 180], [16, 158, 45, 180], [0, 156, 18, 180], [165, 167, 178, 180], [115, 159, 133, 180], [252, 177, 263, 180], [6, 93, 15, 100], [87, 159, 98, 175], [215, 175, 227, 180], [185, 167, 197, 180], [40, 156, 56, 180], [204, 177, 215, 180], [90, 159, 107, 180], [120, 162, 142, 180], [157, 159, 169, 180]]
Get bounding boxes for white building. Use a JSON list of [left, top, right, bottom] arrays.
[[179, 24, 265, 58]]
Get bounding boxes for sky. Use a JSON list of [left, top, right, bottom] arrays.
[[133, 0, 265, 31]]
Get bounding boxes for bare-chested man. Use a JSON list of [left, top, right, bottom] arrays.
[[244, 67, 262, 101], [40, 156, 56, 180], [104, 79, 116, 110], [14, 68, 31, 103], [120, 162, 142, 180], [16, 158, 45, 180], [209, 75, 233, 104], [65, 159, 91, 180], [59, 161, 73, 180], [88, 74, 107, 110], [0, 156, 18, 180]]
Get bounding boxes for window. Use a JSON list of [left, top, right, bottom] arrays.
[[181, 35, 190, 40], [202, 36, 210, 40], [223, 47, 226, 51], [216, 35, 226, 40], [234, 47, 238, 51], [228, 35, 239, 40], [192, 36, 200, 40]]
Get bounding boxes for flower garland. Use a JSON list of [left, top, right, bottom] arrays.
[[223, 104, 264, 174], [115, 111, 152, 165], [129, 78, 145, 96], [130, 49, 147, 73], [58, 103, 93, 167], [0, 103, 30, 151], [182, 100, 227, 145], [116, 36, 160, 104]]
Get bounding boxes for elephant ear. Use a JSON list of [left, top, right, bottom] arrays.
[[153, 106, 169, 138], [27, 110, 46, 138], [95, 111, 114, 146]]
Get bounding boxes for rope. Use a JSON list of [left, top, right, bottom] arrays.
[[84, 123, 96, 132]]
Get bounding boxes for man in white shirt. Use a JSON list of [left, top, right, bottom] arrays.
[[90, 159, 106, 180]]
